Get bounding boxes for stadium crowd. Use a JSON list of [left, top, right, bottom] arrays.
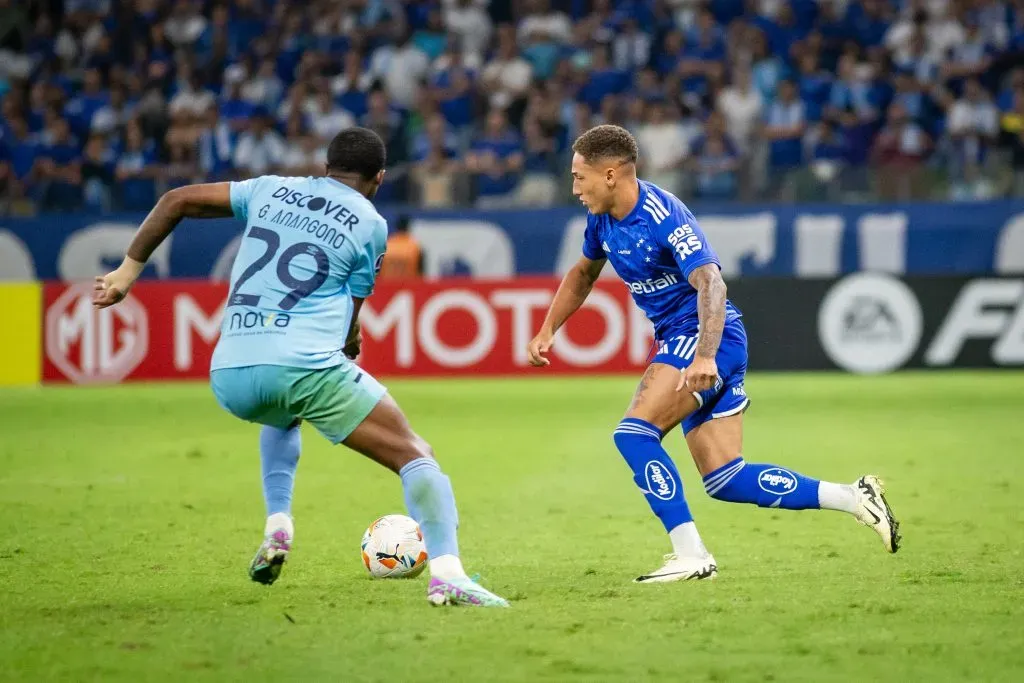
[[2, 0, 1024, 214]]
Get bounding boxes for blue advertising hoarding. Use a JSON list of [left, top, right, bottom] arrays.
[[2, 201, 1022, 281]]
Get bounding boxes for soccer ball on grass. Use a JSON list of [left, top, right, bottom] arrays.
[[360, 514, 428, 578]]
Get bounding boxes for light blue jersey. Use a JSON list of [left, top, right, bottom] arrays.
[[211, 175, 387, 371]]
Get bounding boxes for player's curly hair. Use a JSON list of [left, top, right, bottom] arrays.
[[327, 127, 386, 180], [572, 124, 639, 165]]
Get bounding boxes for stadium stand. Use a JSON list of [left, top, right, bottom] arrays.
[[3, 0, 1024, 214]]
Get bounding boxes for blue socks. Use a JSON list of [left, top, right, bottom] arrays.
[[703, 457, 821, 509], [613, 418, 694, 531], [260, 424, 301, 516], [400, 458, 460, 559]]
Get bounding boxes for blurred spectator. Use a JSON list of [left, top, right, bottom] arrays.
[[281, 115, 325, 177], [466, 108, 524, 207], [844, 0, 890, 50], [871, 102, 933, 200], [368, 29, 430, 110], [517, 0, 572, 46], [926, 3, 966, 62], [164, 138, 199, 191], [803, 118, 849, 200], [197, 109, 235, 181], [941, 18, 996, 90], [514, 117, 560, 206], [689, 112, 740, 200], [233, 110, 286, 177], [678, 7, 726, 96], [763, 79, 807, 198], [413, 9, 449, 62], [796, 50, 833, 123], [240, 59, 285, 110], [361, 89, 406, 169], [431, 49, 477, 132], [90, 85, 133, 137], [443, 0, 493, 63], [717, 67, 763, 154], [220, 73, 257, 133], [115, 122, 160, 210], [32, 116, 82, 211], [481, 25, 533, 114], [578, 46, 629, 112], [636, 99, 689, 194], [410, 114, 460, 208], [331, 50, 373, 118], [518, 0, 571, 80], [612, 18, 652, 73], [81, 134, 116, 211], [1, 117, 36, 203], [308, 91, 356, 145], [164, 0, 207, 49], [379, 215, 425, 279], [946, 78, 1000, 199], [65, 68, 108, 139]]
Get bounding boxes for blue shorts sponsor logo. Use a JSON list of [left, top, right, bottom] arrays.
[[758, 468, 798, 495], [645, 461, 677, 501]]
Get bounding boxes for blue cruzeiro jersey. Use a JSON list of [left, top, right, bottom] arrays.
[[582, 180, 741, 339], [211, 175, 387, 371]]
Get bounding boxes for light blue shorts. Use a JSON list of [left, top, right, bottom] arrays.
[[210, 363, 387, 443]]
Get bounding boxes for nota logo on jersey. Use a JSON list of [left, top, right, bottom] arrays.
[[666, 223, 703, 260], [757, 468, 798, 496], [645, 461, 677, 501]]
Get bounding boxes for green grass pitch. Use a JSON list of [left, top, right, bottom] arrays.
[[2, 371, 1023, 682]]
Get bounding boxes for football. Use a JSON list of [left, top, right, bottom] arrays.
[[360, 514, 428, 579]]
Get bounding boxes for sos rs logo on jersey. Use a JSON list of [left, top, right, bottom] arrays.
[[666, 224, 703, 260]]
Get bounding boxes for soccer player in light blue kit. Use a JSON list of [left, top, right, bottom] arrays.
[[528, 125, 901, 582], [94, 128, 508, 607]]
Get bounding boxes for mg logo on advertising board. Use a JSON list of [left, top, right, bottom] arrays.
[[45, 282, 149, 384]]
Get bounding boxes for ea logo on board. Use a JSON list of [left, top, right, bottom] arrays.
[[818, 273, 922, 374], [46, 282, 149, 384]]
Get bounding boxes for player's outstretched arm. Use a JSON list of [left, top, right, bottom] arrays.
[[677, 263, 728, 392], [527, 255, 605, 366], [94, 183, 235, 308]]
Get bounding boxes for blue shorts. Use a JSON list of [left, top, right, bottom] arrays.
[[651, 319, 751, 435], [210, 363, 387, 444]]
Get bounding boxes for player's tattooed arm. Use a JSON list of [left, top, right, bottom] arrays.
[[689, 263, 727, 359], [95, 183, 235, 308]]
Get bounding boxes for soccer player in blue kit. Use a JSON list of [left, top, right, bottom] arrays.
[[528, 125, 901, 582], [93, 128, 508, 607]]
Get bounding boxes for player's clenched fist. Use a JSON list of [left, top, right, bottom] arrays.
[[677, 355, 718, 393], [343, 321, 362, 360], [527, 331, 554, 367]]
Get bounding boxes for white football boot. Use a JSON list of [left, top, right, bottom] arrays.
[[853, 475, 901, 553], [634, 553, 717, 583]]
